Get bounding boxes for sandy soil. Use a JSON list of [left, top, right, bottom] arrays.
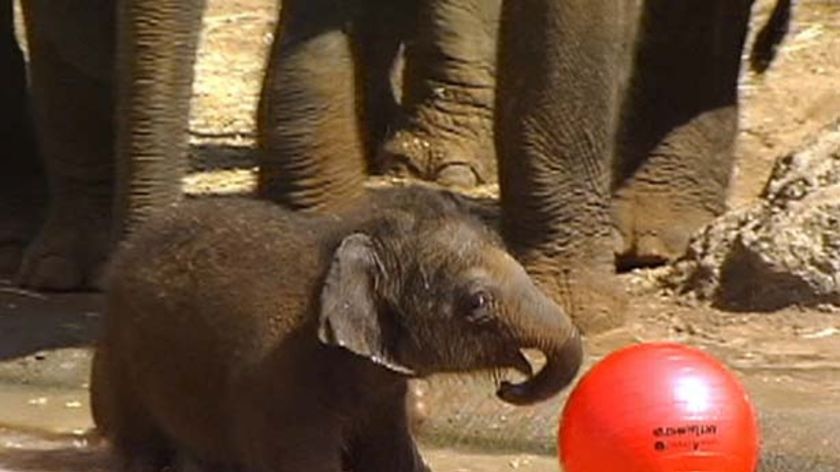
[[2, 0, 839, 470]]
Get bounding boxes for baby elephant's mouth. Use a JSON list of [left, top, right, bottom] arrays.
[[496, 332, 583, 406], [492, 348, 536, 388], [505, 349, 535, 379]]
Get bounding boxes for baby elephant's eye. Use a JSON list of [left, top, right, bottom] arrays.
[[465, 290, 494, 326], [469, 291, 490, 310]]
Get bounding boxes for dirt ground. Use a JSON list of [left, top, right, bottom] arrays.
[[2, 0, 839, 470]]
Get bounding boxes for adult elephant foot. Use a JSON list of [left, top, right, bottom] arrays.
[[16, 196, 112, 291], [0, 212, 41, 279], [611, 187, 718, 270], [611, 107, 735, 271], [377, 0, 500, 189], [377, 122, 494, 189], [0, 170, 48, 279]]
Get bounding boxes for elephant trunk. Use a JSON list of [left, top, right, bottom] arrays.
[[497, 291, 583, 406], [114, 0, 206, 238]]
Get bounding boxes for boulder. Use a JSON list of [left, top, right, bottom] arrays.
[[661, 120, 840, 311]]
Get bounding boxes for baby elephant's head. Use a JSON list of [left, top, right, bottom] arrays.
[[318, 189, 583, 406]]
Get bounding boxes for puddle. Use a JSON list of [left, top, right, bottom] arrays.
[[0, 427, 108, 472], [0, 383, 92, 436]]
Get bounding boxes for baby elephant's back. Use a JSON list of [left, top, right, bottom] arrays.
[[99, 198, 332, 456], [108, 197, 330, 345]]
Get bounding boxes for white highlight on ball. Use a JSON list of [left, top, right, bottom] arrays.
[[674, 375, 711, 414]]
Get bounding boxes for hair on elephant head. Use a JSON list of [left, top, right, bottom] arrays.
[[91, 185, 582, 472], [320, 186, 582, 403]]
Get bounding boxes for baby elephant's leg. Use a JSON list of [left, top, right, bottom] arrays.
[[234, 383, 345, 472], [173, 453, 240, 472], [346, 391, 430, 472], [248, 423, 344, 472]]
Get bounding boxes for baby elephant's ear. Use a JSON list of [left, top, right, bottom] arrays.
[[318, 233, 415, 375]]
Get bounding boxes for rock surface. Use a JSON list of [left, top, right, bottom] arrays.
[[662, 120, 840, 311]]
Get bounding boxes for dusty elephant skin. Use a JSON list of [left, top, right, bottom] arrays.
[[263, 0, 793, 333], [90, 186, 582, 472], [2, 0, 791, 339], [373, 0, 502, 188], [1, 0, 117, 290], [1, 0, 201, 291], [0, 0, 501, 291], [493, 0, 792, 333], [256, 0, 505, 204]]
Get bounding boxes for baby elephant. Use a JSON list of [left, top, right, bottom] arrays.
[[91, 186, 583, 472]]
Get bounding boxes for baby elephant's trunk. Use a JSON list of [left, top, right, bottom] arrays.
[[497, 290, 584, 406]]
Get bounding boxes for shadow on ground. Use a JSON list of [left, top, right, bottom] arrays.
[[189, 138, 256, 173], [0, 285, 101, 361]]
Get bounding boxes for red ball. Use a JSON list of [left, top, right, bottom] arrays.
[[559, 342, 760, 472]]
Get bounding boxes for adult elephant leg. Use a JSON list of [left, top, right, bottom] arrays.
[[353, 0, 411, 166], [0, 0, 47, 276], [495, 0, 638, 333], [16, 0, 116, 290], [612, 0, 752, 268], [257, 0, 368, 212], [114, 0, 206, 237], [379, 0, 501, 187]]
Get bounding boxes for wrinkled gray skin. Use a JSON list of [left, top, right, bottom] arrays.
[[268, 0, 790, 332], [494, 0, 791, 332], [91, 186, 583, 472], [0, 0, 498, 291], [1, 0, 789, 332], [1, 0, 195, 290], [261, 0, 792, 333], [256, 0, 503, 206]]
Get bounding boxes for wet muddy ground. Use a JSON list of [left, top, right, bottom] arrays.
[[3, 0, 840, 470], [2, 278, 840, 471]]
